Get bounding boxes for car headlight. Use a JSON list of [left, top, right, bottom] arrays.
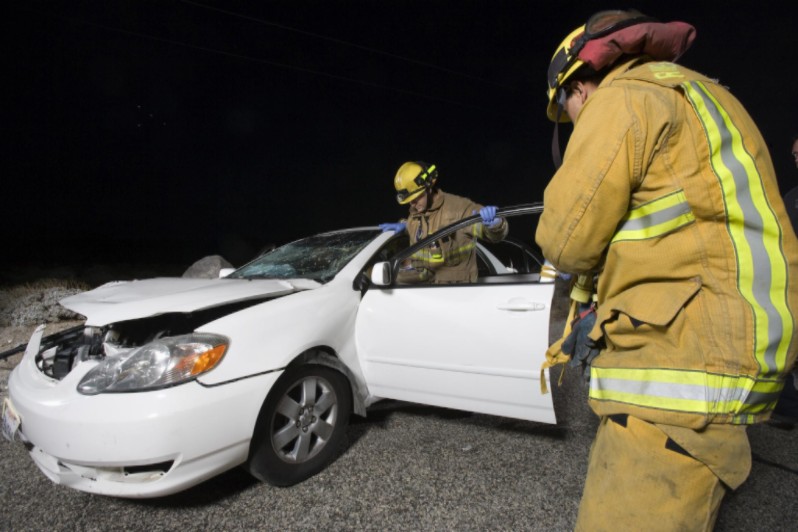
[[77, 333, 229, 395]]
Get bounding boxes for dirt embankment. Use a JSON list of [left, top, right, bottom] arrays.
[[0, 262, 187, 398]]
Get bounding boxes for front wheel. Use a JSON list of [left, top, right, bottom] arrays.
[[246, 364, 352, 486]]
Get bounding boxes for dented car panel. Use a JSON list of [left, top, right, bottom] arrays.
[[8, 304, 284, 498], [16, 363, 280, 497], [60, 277, 303, 326], [7, 205, 557, 498], [193, 282, 368, 386]]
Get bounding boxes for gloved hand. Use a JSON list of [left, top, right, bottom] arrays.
[[562, 304, 601, 383], [477, 206, 501, 228], [379, 222, 406, 233]]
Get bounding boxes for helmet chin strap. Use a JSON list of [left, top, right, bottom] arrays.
[[551, 87, 567, 170], [421, 187, 434, 213]]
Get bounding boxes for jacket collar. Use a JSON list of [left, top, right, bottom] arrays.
[[599, 56, 650, 88], [410, 189, 445, 217]]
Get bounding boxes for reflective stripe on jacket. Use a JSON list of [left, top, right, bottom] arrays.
[[536, 59, 798, 428], [405, 190, 508, 283]]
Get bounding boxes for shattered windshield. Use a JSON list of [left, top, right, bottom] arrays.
[[228, 229, 380, 283]]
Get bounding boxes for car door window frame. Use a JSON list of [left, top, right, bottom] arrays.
[[372, 203, 546, 288]]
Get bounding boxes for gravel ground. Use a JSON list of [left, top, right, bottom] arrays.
[[1, 281, 796, 531]]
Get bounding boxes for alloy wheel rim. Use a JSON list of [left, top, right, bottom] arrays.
[[270, 375, 338, 463]]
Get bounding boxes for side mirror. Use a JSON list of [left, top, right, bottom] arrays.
[[370, 261, 392, 286], [218, 268, 235, 278]]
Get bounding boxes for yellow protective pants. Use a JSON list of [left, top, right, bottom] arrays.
[[575, 415, 727, 532]]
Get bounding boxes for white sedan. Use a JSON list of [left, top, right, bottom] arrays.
[[3, 204, 557, 498]]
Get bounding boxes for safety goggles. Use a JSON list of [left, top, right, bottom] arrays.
[[584, 9, 655, 39]]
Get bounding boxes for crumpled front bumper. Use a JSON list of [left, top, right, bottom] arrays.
[[7, 328, 282, 498]]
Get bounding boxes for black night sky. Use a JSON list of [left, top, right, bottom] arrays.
[[6, 1, 798, 271]]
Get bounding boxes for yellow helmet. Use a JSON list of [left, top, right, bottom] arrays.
[[546, 9, 654, 123], [546, 25, 586, 123], [393, 161, 438, 204]]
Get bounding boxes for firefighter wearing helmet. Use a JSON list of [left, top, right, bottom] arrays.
[[379, 161, 508, 284], [535, 9, 798, 530]]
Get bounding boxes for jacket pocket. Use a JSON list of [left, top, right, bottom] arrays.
[[597, 278, 702, 351]]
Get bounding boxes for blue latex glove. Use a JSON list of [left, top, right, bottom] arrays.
[[562, 304, 601, 383], [478, 206, 501, 228], [379, 222, 406, 233]]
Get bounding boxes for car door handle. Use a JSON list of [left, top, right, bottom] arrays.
[[497, 298, 547, 311]]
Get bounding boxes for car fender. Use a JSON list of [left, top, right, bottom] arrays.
[[284, 349, 369, 417], [195, 282, 364, 388]]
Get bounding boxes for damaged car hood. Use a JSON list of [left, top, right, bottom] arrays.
[[60, 277, 321, 325]]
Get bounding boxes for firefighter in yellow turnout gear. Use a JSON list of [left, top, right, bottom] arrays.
[[535, 10, 798, 531], [380, 161, 508, 284]]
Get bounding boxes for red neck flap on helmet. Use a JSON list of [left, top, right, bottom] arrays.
[[578, 21, 697, 71]]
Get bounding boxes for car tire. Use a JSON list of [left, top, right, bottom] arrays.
[[246, 364, 352, 486]]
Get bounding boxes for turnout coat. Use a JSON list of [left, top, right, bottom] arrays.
[[404, 190, 508, 284], [537, 59, 798, 433]]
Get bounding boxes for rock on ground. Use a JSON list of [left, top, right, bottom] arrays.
[[182, 255, 234, 279]]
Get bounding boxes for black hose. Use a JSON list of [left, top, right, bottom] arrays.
[[0, 343, 27, 361], [1, 325, 86, 361]]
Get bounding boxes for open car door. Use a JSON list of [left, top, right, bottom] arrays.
[[355, 204, 557, 424]]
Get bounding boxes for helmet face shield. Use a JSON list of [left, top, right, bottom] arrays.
[[546, 26, 586, 122], [546, 46, 571, 95], [396, 186, 425, 205]]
